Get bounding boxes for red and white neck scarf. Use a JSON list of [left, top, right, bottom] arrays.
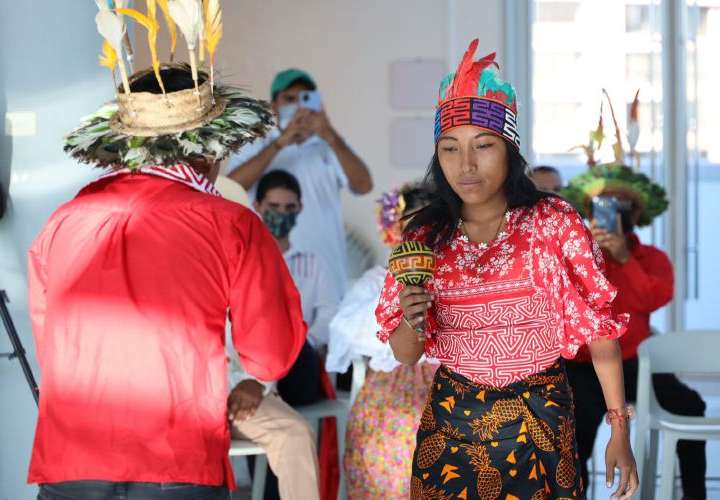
[[98, 164, 221, 197]]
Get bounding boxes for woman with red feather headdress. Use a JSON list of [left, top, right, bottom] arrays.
[[375, 40, 639, 499]]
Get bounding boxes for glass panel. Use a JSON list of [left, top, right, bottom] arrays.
[[531, 0, 666, 332], [685, 0, 720, 329]]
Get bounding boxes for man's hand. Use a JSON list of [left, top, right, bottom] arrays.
[[277, 109, 313, 147], [591, 215, 631, 264], [228, 379, 264, 426], [300, 109, 336, 144]]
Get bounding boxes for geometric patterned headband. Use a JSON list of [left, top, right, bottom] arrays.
[[434, 39, 520, 148]]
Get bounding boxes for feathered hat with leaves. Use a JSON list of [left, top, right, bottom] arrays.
[[561, 89, 668, 227], [434, 39, 520, 148], [65, 0, 273, 170]]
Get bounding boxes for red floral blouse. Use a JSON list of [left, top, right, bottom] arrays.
[[375, 197, 628, 387]]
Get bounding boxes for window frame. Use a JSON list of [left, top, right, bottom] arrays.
[[504, 0, 692, 332]]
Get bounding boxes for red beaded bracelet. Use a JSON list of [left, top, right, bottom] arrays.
[[605, 405, 635, 425]]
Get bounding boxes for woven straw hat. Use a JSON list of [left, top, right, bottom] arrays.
[[110, 65, 227, 137]]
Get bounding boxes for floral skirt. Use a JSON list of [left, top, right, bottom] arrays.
[[344, 362, 438, 499], [411, 361, 583, 500]]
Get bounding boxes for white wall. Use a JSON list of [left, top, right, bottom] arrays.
[[137, 0, 504, 262], [0, 3, 110, 499], [0, 2, 503, 498]]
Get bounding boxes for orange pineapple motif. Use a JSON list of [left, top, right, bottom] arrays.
[[523, 409, 555, 452], [555, 416, 577, 488], [410, 475, 455, 500], [411, 476, 423, 499], [530, 489, 547, 500], [470, 397, 524, 440], [420, 401, 436, 431], [462, 443, 502, 500], [416, 432, 446, 469]]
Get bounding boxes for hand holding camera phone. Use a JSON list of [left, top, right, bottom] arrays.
[[298, 90, 323, 111], [592, 196, 619, 233]]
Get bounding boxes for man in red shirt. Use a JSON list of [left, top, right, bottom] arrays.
[[29, 44, 311, 498], [564, 174, 707, 499]]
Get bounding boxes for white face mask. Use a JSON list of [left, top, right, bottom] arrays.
[[277, 104, 298, 130]]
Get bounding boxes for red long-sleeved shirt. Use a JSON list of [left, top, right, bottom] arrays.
[[574, 233, 673, 362], [27, 166, 306, 487]]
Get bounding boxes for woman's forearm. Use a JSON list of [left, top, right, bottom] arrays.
[[389, 320, 425, 365], [587, 338, 626, 410]]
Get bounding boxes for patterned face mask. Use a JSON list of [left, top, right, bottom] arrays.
[[262, 209, 298, 239]]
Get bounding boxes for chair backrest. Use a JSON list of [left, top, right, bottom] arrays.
[[635, 330, 719, 420], [637, 330, 720, 375]]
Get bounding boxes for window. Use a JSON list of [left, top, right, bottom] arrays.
[[536, 1, 580, 23], [530, 0, 720, 332], [626, 4, 651, 31], [685, 0, 720, 329], [532, 0, 663, 160]]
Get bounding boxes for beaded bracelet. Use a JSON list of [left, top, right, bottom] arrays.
[[605, 405, 635, 425]]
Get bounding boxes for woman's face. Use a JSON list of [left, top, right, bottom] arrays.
[[437, 126, 508, 206]]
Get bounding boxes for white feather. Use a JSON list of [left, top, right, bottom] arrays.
[[167, 0, 203, 50], [95, 9, 126, 54], [95, 0, 108, 11]]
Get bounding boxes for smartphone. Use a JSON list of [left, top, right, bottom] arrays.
[[298, 90, 323, 111], [592, 196, 619, 233]]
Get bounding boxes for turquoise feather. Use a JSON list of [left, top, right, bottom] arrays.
[[477, 68, 516, 107], [438, 72, 455, 101]]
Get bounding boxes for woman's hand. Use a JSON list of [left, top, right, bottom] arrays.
[[398, 285, 432, 340], [604, 423, 639, 499]]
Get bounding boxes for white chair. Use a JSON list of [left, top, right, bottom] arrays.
[[229, 439, 269, 500], [295, 395, 351, 500], [349, 357, 368, 404], [633, 331, 720, 500]]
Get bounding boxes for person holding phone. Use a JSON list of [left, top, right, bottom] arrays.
[[226, 68, 373, 299], [563, 164, 707, 499]]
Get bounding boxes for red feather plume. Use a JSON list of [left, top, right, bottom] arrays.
[[447, 39, 498, 100]]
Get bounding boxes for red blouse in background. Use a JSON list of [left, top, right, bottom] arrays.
[[376, 197, 627, 388], [27, 166, 306, 488]]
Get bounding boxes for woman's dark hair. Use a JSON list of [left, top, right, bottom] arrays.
[[405, 139, 554, 248], [256, 170, 302, 202], [401, 185, 433, 216]]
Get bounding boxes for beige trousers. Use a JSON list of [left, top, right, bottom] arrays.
[[231, 394, 320, 500]]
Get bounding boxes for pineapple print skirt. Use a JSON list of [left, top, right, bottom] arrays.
[[411, 361, 582, 500]]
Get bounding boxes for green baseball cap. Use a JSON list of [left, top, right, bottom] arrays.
[[270, 68, 317, 100]]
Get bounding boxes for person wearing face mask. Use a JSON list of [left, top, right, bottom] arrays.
[[562, 160, 707, 499], [226, 69, 373, 300], [231, 169, 339, 500]]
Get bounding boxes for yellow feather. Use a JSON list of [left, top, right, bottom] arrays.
[[156, 0, 178, 61], [99, 39, 118, 71], [116, 7, 166, 95], [204, 0, 222, 88], [204, 0, 222, 61]]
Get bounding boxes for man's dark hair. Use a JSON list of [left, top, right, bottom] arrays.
[[532, 165, 561, 176], [256, 170, 302, 202]]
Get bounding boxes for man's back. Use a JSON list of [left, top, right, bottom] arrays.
[[28, 173, 305, 487]]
